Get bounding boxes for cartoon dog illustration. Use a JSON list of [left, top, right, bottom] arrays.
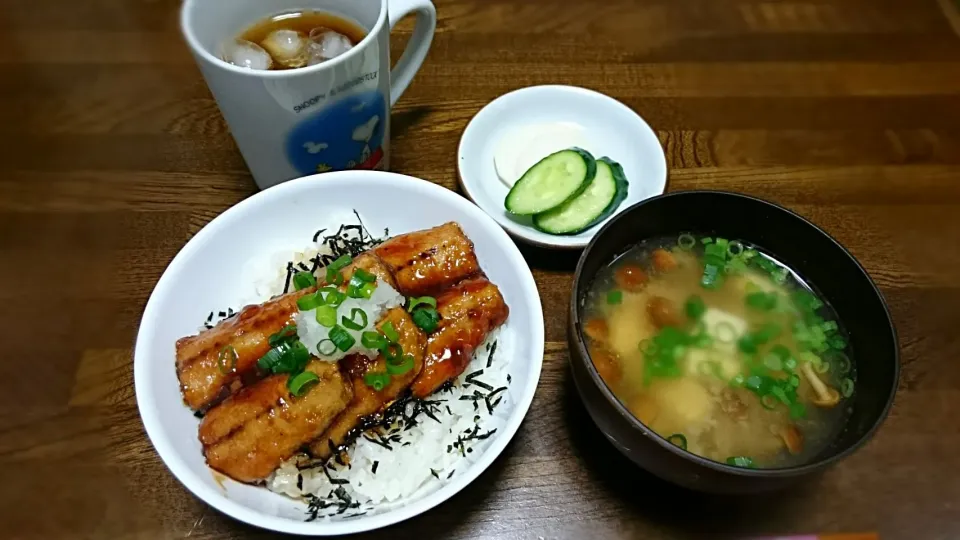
[[346, 115, 383, 169]]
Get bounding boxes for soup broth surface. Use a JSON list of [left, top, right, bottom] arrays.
[[582, 234, 855, 468]]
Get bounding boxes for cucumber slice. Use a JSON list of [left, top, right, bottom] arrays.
[[533, 157, 629, 235], [504, 148, 597, 216]]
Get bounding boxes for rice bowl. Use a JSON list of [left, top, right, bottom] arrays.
[[135, 172, 544, 535]]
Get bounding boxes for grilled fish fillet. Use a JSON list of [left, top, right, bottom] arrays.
[[176, 253, 394, 411], [375, 222, 481, 297], [308, 307, 427, 460], [199, 359, 352, 483], [410, 278, 509, 398]]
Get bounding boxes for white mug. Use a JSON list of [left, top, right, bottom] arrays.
[[181, 0, 436, 189]]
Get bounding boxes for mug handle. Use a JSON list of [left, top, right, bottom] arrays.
[[387, 0, 437, 106]]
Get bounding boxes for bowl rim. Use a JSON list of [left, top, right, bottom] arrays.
[[455, 84, 668, 250], [134, 170, 545, 535], [569, 189, 900, 477]]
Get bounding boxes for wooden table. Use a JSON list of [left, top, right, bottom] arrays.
[[3, 0, 960, 538]]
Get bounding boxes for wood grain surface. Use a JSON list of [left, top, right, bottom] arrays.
[[2, 0, 959, 538]]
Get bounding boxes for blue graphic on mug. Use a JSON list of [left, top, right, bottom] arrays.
[[286, 90, 387, 174]]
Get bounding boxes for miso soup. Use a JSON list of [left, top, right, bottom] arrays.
[[582, 234, 855, 468]]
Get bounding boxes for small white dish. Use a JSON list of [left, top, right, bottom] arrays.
[[458, 85, 668, 249], [134, 171, 544, 535]]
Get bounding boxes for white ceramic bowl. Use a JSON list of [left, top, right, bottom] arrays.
[[134, 171, 544, 535], [458, 85, 668, 249]]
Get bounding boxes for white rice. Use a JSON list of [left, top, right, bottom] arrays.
[[267, 329, 510, 519], [235, 222, 513, 520]]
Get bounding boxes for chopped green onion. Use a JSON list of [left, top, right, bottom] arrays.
[[815, 360, 831, 374], [841, 377, 855, 397], [316, 339, 337, 356], [730, 373, 746, 387], [760, 394, 778, 410], [284, 341, 311, 373], [744, 375, 764, 393], [361, 331, 387, 350], [258, 340, 310, 374], [753, 322, 782, 344], [726, 456, 755, 468], [412, 307, 440, 333], [287, 371, 319, 396], [831, 351, 852, 375], [828, 334, 848, 350], [789, 401, 807, 419], [667, 433, 688, 449], [330, 272, 344, 285], [701, 263, 722, 289], [770, 344, 791, 360], [347, 281, 377, 299], [341, 308, 368, 331], [292, 271, 317, 291], [218, 345, 238, 374], [685, 295, 706, 319], [738, 335, 758, 354], [361, 282, 377, 298], [352, 268, 377, 283], [363, 372, 390, 391], [745, 291, 778, 311], [382, 342, 403, 364], [257, 347, 282, 372], [268, 325, 298, 347], [407, 296, 437, 311], [788, 374, 801, 388], [762, 354, 783, 372], [607, 290, 623, 305], [713, 322, 737, 343], [317, 287, 345, 307], [727, 241, 744, 257], [329, 325, 355, 352], [386, 354, 415, 375], [784, 356, 798, 371], [382, 321, 399, 342], [325, 254, 353, 282], [315, 305, 337, 327], [701, 237, 713, 245], [297, 292, 323, 311], [770, 386, 790, 404], [689, 322, 713, 348], [677, 233, 696, 251], [791, 289, 823, 312]]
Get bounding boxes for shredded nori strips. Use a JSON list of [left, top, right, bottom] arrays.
[[371, 461, 379, 474], [486, 341, 498, 368], [464, 369, 494, 391], [362, 434, 392, 451]]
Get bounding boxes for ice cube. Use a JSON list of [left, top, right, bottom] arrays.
[[307, 28, 354, 64], [221, 39, 273, 70], [260, 29, 309, 68]]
